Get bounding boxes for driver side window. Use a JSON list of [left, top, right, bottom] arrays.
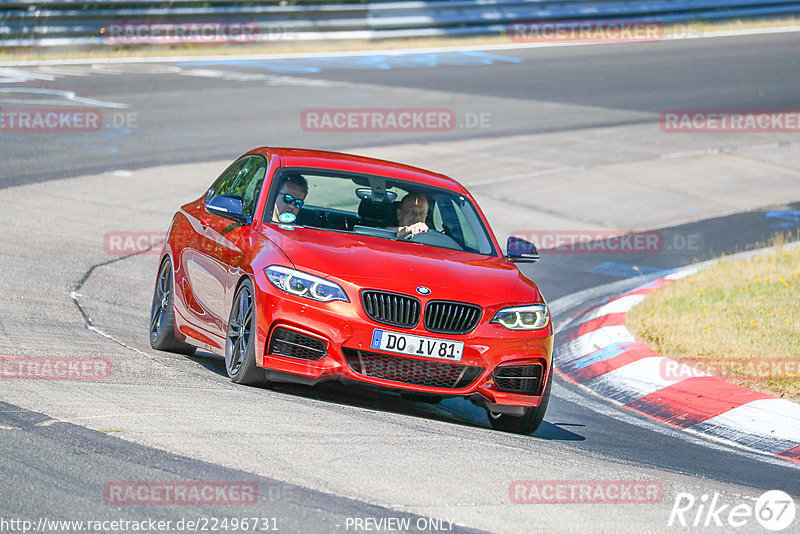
[[205, 156, 268, 220]]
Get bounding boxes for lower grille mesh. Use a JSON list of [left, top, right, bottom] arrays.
[[268, 327, 326, 361], [343, 348, 483, 389]]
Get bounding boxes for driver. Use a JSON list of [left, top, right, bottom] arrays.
[[272, 174, 308, 222], [395, 192, 430, 239]]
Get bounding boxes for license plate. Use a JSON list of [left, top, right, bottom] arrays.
[[370, 329, 463, 361]]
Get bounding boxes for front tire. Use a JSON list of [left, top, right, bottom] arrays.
[[487, 363, 552, 435], [150, 258, 196, 356], [225, 279, 270, 387]]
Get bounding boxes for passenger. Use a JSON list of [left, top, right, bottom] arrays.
[[272, 174, 308, 222], [395, 192, 430, 238]]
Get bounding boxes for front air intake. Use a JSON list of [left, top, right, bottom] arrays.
[[493, 364, 545, 395], [268, 327, 326, 361]]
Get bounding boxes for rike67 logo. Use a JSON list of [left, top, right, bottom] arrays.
[[669, 490, 796, 531]]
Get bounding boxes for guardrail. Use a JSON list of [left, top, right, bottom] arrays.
[[2, 0, 800, 47]]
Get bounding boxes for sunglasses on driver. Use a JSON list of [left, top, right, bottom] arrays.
[[279, 193, 305, 209]]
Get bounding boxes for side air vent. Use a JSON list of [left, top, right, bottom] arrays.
[[493, 364, 545, 395], [268, 327, 326, 361]]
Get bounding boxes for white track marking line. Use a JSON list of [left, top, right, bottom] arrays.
[[584, 356, 690, 398], [0, 67, 56, 83], [693, 399, 800, 445], [0, 88, 128, 108]]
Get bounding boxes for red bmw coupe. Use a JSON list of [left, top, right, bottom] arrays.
[[150, 148, 553, 434]]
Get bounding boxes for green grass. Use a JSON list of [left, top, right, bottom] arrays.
[[627, 243, 800, 402]]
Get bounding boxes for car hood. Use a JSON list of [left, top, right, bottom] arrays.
[[263, 226, 543, 305]]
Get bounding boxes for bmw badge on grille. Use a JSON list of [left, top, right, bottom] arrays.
[[416, 286, 431, 295]]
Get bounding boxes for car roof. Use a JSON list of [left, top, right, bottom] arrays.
[[247, 147, 469, 194]]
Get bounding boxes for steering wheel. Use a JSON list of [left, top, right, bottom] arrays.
[[407, 229, 462, 250]]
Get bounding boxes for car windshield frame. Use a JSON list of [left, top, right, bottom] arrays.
[[263, 166, 498, 257]]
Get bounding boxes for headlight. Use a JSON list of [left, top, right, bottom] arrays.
[[490, 304, 549, 330], [265, 266, 349, 303]]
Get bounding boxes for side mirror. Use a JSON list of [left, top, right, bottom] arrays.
[[206, 195, 249, 225], [506, 236, 540, 263]]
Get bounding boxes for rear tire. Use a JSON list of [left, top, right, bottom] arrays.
[[487, 362, 552, 435], [150, 258, 196, 356], [225, 279, 270, 387]]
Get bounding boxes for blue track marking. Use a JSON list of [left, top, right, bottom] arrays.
[[559, 342, 635, 372], [766, 210, 800, 229], [179, 51, 523, 74]]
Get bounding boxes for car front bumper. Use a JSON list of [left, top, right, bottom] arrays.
[[253, 272, 554, 408]]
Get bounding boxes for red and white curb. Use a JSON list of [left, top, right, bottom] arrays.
[[553, 269, 800, 464]]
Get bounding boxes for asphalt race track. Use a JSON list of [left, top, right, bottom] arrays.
[[1, 31, 800, 533]]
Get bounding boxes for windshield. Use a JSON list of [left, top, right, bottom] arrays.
[[264, 168, 496, 256]]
